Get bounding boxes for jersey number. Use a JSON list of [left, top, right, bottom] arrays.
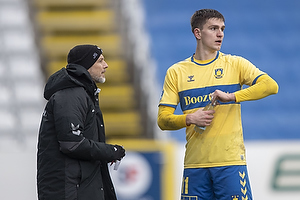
[[182, 177, 189, 195]]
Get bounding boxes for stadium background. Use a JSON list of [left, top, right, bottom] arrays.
[[0, 0, 299, 199]]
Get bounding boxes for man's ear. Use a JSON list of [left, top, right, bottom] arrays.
[[193, 28, 201, 40]]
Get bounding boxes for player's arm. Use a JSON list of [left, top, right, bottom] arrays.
[[157, 106, 187, 130], [235, 74, 278, 102], [157, 105, 215, 130], [212, 74, 278, 103]]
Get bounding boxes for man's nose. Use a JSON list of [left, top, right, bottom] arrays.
[[217, 29, 224, 37], [104, 61, 108, 68]]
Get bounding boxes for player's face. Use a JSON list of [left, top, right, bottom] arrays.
[[88, 54, 108, 83], [196, 18, 225, 52]]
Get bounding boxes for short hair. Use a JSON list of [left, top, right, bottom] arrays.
[[190, 9, 225, 33]]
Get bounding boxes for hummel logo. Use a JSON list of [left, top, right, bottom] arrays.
[[187, 75, 195, 82], [93, 52, 98, 59], [71, 123, 81, 136]]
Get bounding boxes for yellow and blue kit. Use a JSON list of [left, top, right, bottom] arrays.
[[158, 51, 278, 199]]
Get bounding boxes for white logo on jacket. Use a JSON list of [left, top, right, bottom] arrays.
[[71, 123, 81, 136]]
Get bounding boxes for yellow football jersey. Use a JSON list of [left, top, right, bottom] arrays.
[[159, 52, 265, 168]]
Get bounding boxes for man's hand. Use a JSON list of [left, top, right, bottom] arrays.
[[211, 90, 236, 104], [186, 109, 215, 127], [112, 145, 125, 161], [186, 90, 236, 127]]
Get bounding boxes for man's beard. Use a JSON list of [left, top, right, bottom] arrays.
[[98, 77, 106, 83], [92, 74, 106, 83], [96, 77, 106, 83]]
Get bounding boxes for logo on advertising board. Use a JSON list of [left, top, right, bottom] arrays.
[[110, 152, 162, 200]]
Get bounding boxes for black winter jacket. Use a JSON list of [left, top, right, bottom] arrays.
[[37, 64, 117, 200]]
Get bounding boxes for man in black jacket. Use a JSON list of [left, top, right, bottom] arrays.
[[37, 44, 125, 200]]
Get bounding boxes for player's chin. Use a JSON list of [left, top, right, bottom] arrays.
[[214, 42, 222, 49], [214, 45, 222, 51]]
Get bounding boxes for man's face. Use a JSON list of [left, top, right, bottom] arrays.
[[196, 18, 225, 52], [88, 54, 108, 83]]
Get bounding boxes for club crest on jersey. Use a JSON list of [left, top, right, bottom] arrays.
[[214, 68, 224, 79]]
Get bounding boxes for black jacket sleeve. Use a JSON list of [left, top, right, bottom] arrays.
[[51, 87, 118, 162]]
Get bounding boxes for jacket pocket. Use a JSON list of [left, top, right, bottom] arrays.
[[77, 161, 104, 200], [65, 158, 81, 200]]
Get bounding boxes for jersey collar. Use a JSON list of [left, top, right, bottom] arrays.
[[191, 51, 219, 66]]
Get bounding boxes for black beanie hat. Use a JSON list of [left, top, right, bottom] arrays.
[[67, 44, 103, 70]]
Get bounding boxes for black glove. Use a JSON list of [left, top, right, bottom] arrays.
[[112, 145, 125, 161]]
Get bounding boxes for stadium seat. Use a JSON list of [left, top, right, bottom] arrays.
[[14, 82, 43, 104], [41, 34, 122, 59], [98, 84, 136, 111], [33, 0, 109, 9], [36, 10, 115, 33], [103, 111, 142, 137], [0, 85, 11, 105], [0, 110, 16, 131]]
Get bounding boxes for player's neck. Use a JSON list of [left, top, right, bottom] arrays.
[[194, 47, 218, 61]]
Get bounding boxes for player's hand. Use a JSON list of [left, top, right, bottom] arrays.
[[186, 108, 215, 127], [211, 89, 236, 103]]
